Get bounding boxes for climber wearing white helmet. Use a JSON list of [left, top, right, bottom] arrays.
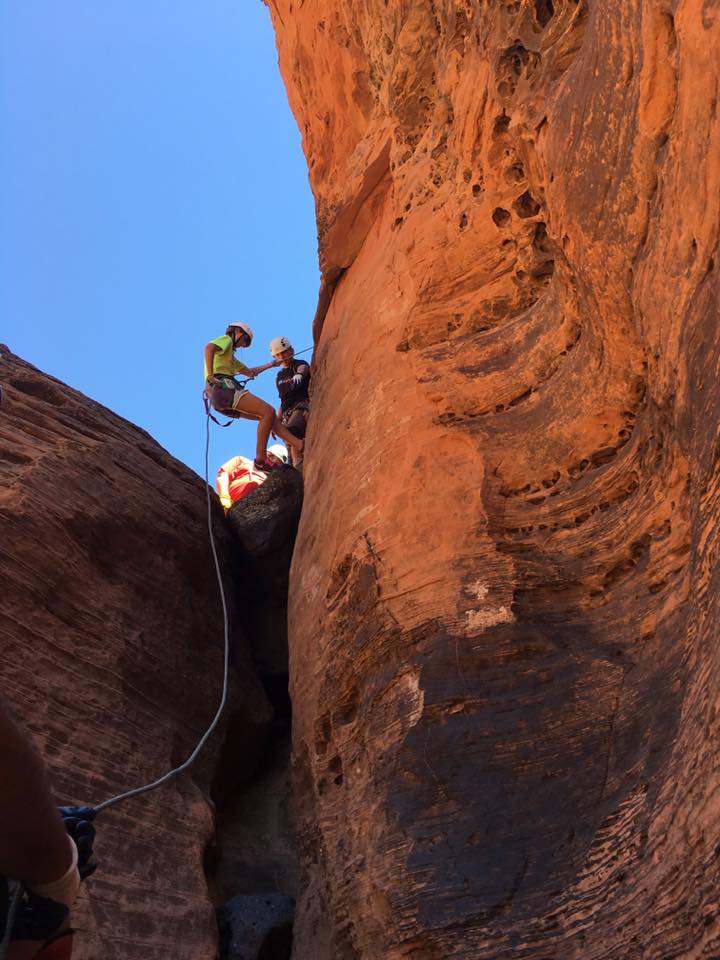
[[270, 336, 311, 468], [204, 323, 303, 470], [267, 443, 289, 464]]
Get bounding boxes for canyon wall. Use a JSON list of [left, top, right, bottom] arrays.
[[0, 346, 272, 959], [265, 1, 720, 957]]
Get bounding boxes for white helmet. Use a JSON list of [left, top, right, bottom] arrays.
[[267, 443, 289, 463], [227, 322, 253, 343], [270, 335, 294, 358]]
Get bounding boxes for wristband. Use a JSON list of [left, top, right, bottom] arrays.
[[30, 836, 81, 907]]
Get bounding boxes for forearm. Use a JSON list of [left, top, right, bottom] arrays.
[[0, 700, 72, 886], [247, 361, 277, 378], [216, 475, 231, 510]]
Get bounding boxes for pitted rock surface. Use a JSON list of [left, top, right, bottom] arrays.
[[264, 1, 720, 957], [0, 347, 271, 959]]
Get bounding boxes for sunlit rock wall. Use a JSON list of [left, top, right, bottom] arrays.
[[265, 1, 720, 956]]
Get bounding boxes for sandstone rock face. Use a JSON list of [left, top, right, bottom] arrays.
[[226, 469, 304, 676], [265, 2, 720, 957], [0, 347, 271, 959]]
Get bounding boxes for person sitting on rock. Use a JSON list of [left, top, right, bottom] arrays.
[[215, 444, 289, 512], [204, 324, 303, 471], [270, 336, 310, 468]]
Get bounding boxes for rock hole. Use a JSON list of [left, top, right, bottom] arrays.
[[493, 112, 511, 135], [534, 0, 555, 26], [532, 260, 555, 280], [472, 183, 482, 197], [493, 207, 512, 227], [533, 221, 548, 248], [459, 211, 468, 229], [513, 190, 541, 218], [505, 163, 525, 184]]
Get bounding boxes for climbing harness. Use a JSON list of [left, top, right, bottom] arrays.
[[203, 376, 250, 428]]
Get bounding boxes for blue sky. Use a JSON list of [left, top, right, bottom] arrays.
[[0, 1, 318, 478]]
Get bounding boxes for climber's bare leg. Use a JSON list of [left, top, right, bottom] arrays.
[[231, 391, 276, 462]]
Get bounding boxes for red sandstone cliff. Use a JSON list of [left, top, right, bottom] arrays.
[[265, 1, 720, 957], [0, 347, 271, 959]]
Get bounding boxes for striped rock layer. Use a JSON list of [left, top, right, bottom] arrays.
[[265, 1, 720, 957]]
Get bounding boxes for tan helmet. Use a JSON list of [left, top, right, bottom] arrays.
[[226, 322, 253, 344], [270, 335, 294, 358]]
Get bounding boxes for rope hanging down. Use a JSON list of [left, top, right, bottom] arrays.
[[94, 409, 230, 812], [98, 345, 313, 809]]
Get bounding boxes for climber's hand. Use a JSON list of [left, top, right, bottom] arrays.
[[58, 806, 97, 881]]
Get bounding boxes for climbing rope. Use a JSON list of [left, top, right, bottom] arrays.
[[95, 346, 313, 809], [0, 883, 22, 960], [94, 409, 230, 812], [0, 352, 314, 954]]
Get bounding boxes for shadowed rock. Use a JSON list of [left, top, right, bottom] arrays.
[[217, 894, 294, 960], [0, 347, 271, 960], [226, 469, 303, 676]]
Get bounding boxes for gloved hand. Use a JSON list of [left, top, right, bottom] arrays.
[[291, 373, 303, 386], [58, 806, 97, 881]]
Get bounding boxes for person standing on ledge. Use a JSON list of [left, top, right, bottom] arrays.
[[270, 336, 311, 469], [204, 323, 304, 471]]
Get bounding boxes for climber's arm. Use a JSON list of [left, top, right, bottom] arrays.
[[0, 698, 72, 887], [239, 360, 278, 379], [216, 469, 232, 511]]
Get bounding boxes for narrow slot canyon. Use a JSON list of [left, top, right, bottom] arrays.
[[205, 469, 304, 960]]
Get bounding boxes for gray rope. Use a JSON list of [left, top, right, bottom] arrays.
[[93, 345, 314, 811], [94, 410, 230, 812], [0, 881, 23, 960]]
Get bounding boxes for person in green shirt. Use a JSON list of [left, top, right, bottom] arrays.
[[204, 322, 303, 470]]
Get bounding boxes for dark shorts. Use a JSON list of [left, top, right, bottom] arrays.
[[283, 404, 308, 439], [207, 376, 249, 414]]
